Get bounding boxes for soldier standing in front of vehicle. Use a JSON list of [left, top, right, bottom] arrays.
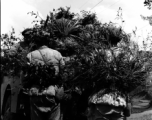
[[22, 29, 65, 120]]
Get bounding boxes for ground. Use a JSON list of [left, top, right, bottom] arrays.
[[127, 110, 152, 120], [127, 87, 152, 120]]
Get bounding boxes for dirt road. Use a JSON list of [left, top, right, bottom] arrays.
[[127, 110, 152, 120]]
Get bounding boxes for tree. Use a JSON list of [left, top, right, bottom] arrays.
[[142, 0, 152, 25], [1, 29, 28, 76], [141, 15, 152, 26], [144, 0, 152, 9]]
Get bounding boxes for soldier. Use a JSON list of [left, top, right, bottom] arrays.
[[22, 29, 65, 120]]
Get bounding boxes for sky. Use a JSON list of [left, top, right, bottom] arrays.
[[1, 0, 152, 48]]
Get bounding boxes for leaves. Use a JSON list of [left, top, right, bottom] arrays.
[[144, 0, 152, 9], [1, 7, 152, 98], [23, 63, 58, 90]]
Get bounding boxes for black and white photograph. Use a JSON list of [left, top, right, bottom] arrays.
[[1, 0, 152, 120]]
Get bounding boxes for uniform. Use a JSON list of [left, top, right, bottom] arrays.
[[27, 45, 65, 120]]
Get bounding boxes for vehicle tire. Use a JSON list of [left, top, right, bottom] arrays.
[[2, 96, 16, 120]]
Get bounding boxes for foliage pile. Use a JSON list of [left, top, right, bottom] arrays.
[[22, 63, 62, 91], [1, 7, 152, 97]]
